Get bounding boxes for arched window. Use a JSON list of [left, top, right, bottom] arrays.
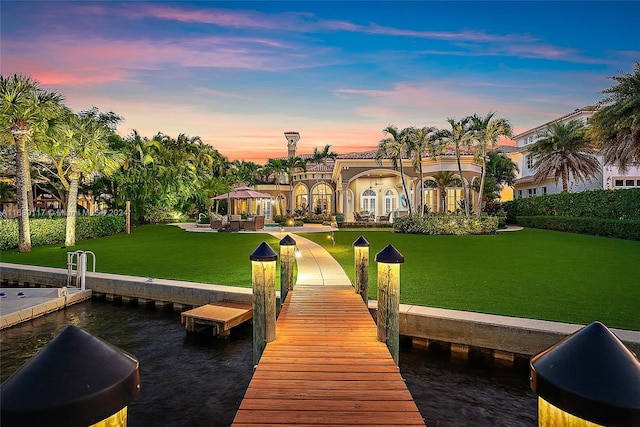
[[423, 180, 437, 213], [311, 182, 333, 214], [383, 189, 397, 214], [361, 188, 377, 216], [294, 184, 308, 213], [447, 178, 464, 212]]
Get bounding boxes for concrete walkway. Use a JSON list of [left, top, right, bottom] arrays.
[[267, 231, 352, 286], [174, 222, 351, 286]]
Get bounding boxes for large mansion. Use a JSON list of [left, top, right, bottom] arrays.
[[256, 107, 640, 223]]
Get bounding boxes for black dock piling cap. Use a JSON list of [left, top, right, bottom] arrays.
[[353, 236, 370, 247], [530, 321, 640, 426], [0, 325, 140, 427], [375, 244, 404, 263], [280, 235, 296, 246], [250, 241, 278, 261]]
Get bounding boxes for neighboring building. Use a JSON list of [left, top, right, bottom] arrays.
[[506, 106, 640, 199], [508, 106, 601, 199]]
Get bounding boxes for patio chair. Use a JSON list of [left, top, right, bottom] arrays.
[[210, 217, 223, 230], [245, 215, 265, 231]]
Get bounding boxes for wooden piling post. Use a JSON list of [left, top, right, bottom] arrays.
[[125, 201, 131, 235], [279, 235, 296, 308], [375, 244, 404, 366], [352, 236, 370, 305], [250, 242, 278, 366]]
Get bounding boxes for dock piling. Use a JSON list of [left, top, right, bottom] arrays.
[[375, 244, 404, 366], [250, 242, 278, 366]]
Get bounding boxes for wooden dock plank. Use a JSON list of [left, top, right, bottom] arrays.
[[231, 285, 425, 426]]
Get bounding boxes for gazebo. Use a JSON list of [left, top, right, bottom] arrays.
[[212, 186, 273, 217]]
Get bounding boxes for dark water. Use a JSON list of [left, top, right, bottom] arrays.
[[0, 301, 537, 426]]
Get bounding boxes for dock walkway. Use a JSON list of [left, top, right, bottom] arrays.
[[231, 284, 425, 426]]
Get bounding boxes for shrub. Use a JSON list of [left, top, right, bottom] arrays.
[[143, 205, 170, 224], [503, 189, 640, 221], [516, 216, 640, 240], [0, 216, 126, 250], [393, 214, 498, 235]]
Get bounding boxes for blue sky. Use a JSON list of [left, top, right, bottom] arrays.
[[2, 1, 639, 162]]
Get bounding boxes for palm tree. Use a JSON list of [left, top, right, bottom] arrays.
[[589, 62, 640, 172], [110, 131, 164, 222], [40, 110, 124, 246], [282, 156, 307, 214], [310, 144, 338, 165], [436, 118, 473, 216], [470, 112, 513, 216], [264, 158, 286, 216], [0, 74, 63, 252], [472, 149, 519, 205], [431, 171, 460, 213], [529, 119, 601, 192], [406, 126, 438, 216], [376, 125, 412, 214]]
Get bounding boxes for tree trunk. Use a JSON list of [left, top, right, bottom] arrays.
[[398, 163, 412, 214], [15, 137, 32, 252], [24, 148, 34, 215], [418, 164, 424, 216], [562, 168, 569, 192], [477, 156, 486, 217], [65, 173, 80, 247], [456, 154, 470, 216]]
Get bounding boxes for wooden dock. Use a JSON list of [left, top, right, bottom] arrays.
[[181, 301, 252, 337], [231, 285, 425, 426]]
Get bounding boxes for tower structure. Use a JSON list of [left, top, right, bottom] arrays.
[[284, 131, 300, 157]]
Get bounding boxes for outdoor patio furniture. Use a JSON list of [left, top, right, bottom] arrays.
[[210, 217, 224, 230], [244, 215, 265, 231], [230, 220, 242, 231], [377, 214, 390, 223]]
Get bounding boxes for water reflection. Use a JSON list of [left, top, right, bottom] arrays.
[[1, 301, 536, 426]]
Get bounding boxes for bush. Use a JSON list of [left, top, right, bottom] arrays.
[[516, 216, 640, 240], [503, 189, 640, 221], [393, 214, 498, 235], [0, 216, 126, 250], [143, 205, 170, 224]]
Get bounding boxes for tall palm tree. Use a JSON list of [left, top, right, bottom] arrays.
[[376, 125, 412, 214], [436, 118, 473, 216], [529, 119, 601, 192], [470, 112, 513, 216], [282, 156, 307, 214], [264, 158, 286, 216], [589, 62, 640, 172], [406, 126, 438, 216], [0, 74, 63, 252], [431, 171, 460, 213]]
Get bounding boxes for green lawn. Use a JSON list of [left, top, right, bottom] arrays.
[[0, 225, 280, 288], [299, 228, 640, 331], [2, 225, 639, 330]]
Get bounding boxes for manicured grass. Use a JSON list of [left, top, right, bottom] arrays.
[[1, 225, 280, 288], [299, 228, 640, 331], [2, 225, 639, 330]]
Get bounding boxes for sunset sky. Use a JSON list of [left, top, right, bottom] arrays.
[[2, 1, 639, 163]]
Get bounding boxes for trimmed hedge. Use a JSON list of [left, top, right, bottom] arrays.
[[393, 214, 498, 235], [516, 216, 640, 240], [0, 216, 126, 250], [503, 189, 640, 240], [503, 189, 640, 222]]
